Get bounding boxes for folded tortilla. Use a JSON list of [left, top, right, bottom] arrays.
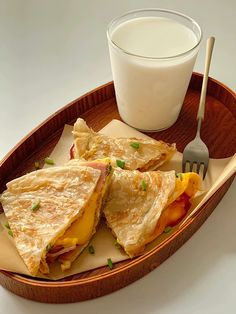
[[0, 159, 112, 276], [71, 118, 176, 171], [103, 169, 200, 257]]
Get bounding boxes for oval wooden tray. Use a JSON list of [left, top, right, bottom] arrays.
[[0, 73, 235, 303]]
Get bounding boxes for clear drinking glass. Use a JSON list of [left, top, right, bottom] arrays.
[[107, 9, 202, 131]]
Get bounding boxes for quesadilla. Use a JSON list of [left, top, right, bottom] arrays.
[[0, 159, 112, 276], [71, 118, 176, 171], [103, 169, 200, 257]]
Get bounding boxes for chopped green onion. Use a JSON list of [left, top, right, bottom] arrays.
[[141, 180, 148, 191], [164, 226, 172, 233], [44, 157, 55, 165], [88, 245, 95, 254], [107, 164, 113, 175], [4, 222, 10, 230], [4, 222, 13, 236], [107, 258, 113, 270], [130, 142, 140, 149], [175, 173, 183, 180], [116, 159, 125, 169], [46, 243, 52, 252], [34, 161, 40, 170], [8, 229, 13, 237], [31, 200, 40, 212], [114, 239, 121, 249]]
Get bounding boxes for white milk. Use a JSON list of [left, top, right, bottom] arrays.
[[108, 16, 200, 131]]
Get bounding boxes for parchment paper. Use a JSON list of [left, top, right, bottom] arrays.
[[0, 120, 235, 280]]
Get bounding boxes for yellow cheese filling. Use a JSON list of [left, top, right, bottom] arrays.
[[57, 192, 100, 271], [54, 192, 99, 248], [40, 191, 101, 274]]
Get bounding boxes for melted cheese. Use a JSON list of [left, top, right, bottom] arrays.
[[52, 160, 111, 250], [54, 193, 100, 271], [54, 192, 99, 247]]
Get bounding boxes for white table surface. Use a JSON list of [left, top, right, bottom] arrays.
[[0, 0, 235, 313]]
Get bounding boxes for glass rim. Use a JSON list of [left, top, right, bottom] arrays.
[[107, 8, 202, 60]]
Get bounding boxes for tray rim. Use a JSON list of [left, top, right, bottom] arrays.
[[0, 72, 235, 302]]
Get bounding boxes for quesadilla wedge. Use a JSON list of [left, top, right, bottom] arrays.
[[103, 169, 200, 257], [71, 118, 176, 171], [0, 159, 112, 276]]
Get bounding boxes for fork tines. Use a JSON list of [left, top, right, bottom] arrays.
[[182, 159, 208, 179]]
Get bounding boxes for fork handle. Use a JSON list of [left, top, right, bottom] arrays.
[[197, 37, 215, 121]]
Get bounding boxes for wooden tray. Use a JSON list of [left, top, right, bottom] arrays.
[[0, 73, 235, 303]]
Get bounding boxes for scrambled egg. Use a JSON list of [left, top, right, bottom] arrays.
[[151, 172, 200, 240]]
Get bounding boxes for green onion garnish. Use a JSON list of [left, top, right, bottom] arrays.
[[107, 164, 113, 175], [46, 243, 52, 252], [130, 142, 140, 149], [164, 226, 172, 233], [31, 200, 40, 212], [4, 222, 13, 236], [175, 173, 183, 180], [34, 161, 40, 170], [4, 222, 10, 230], [116, 159, 125, 169], [141, 180, 148, 191], [107, 258, 113, 270], [88, 245, 95, 254], [114, 239, 121, 249], [8, 230, 13, 237], [44, 157, 55, 165]]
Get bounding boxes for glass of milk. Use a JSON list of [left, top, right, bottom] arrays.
[[107, 9, 202, 131]]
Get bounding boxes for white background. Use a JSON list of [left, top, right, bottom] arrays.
[[0, 0, 235, 313]]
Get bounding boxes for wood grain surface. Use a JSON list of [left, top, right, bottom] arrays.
[[0, 73, 235, 303]]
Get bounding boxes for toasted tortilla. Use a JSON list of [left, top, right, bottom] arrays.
[[0, 161, 111, 276], [103, 169, 200, 257], [71, 118, 176, 171], [55, 159, 112, 271]]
